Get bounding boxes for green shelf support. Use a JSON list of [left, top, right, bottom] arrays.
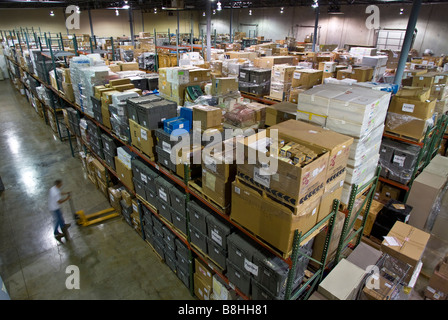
[[285, 199, 339, 300], [183, 163, 195, 298], [137, 200, 146, 242], [335, 166, 381, 264]]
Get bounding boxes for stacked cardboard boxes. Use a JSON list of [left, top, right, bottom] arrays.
[[386, 86, 436, 141], [269, 64, 296, 101], [231, 120, 352, 256], [297, 84, 391, 204]]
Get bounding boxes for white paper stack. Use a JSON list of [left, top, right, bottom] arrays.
[[361, 55, 388, 82]]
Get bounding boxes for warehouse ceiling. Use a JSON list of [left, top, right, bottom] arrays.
[[2, 0, 448, 10]]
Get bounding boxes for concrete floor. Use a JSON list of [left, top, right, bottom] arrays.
[[0, 79, 194, 300], [0, 78, 447, 301]]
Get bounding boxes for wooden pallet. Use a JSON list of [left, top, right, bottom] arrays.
[[263, 95, 284, 103], [188, 180, 230, 215], [136, 194, 158, 214], [240, 91, 266, 98], [145, 239, 165, 262], [384, 130, 425, 143]]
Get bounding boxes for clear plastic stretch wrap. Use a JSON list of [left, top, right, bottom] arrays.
[[379, 137, 421, 185], [385, 112, 434, 131], [223, 103, 256, 128], [425, 182, 448, 232]]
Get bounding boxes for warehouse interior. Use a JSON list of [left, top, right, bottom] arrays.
[[1, 0, 448, 302]]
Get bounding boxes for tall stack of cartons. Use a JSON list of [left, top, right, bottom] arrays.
[[361, 55, 388, 82], [386, 86, 436, 141], [230, 119, 352, 258], [297, 84, 391, 204], [269, 64, 296, 101]]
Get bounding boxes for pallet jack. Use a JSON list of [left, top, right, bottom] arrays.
[[70, 195, 120, 227]]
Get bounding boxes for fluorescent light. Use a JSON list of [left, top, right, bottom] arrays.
[[249, 10, 252, 16], [217, 1, 222, 11], [122, 5, 130, 9], [213, 9, 216, 15], [116, 9, 119, 16], [50, 11, 54, 16], [203, 11, 206, 16]]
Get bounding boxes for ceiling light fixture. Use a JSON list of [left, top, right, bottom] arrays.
[[116, 9, 119, 16], [312, 0, 319, 8], [249, 9, 252, 16], [154, 8, 157, 14], [50, 11, 54, 17], [76, 6, 80, 14], [217, 1, 222, 11], [122, 1, 130, 9], [400, 8, 404, 15], [280, 7, 284, 14], [203, 11, 206, 16], [213, 9, 216, 15]]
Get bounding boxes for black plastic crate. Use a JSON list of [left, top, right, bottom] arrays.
[[169, 185, 187, 216], [165, 250, 177, 273], [176, 250, 191, 272], [155, 175, 173, 205], [171, 207, 187, 235], [187, 200, 210, 235], [189, 223, 208, 255], [156, 146, 177, 172], [145, 188, 157, 208], [137, 99, 177, 130], [251, 279, 286, 300], [152, 216, 164, 237], [206, 214, 231, 250], [162, 225, 176, 249], [133, 177, 147, 200], [227, 233, 259, 271], [143, 223, 153, 238], [103, 150, 116, 170], [226, 259, 251, 297], [152, 237, 165, 260], [176, 238, 189, 261], [156, 198, 172, 223], [101, 134, 117, 156], [206, 238, 227, 270], [176, 265, 190, 289], [252, 250, 289, 297]]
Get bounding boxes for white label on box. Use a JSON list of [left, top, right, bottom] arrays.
[[419, 76, 424, 80], [162, 141, 171, 153], [274, 71, 281, 78], [159, 189, 168, 202], [254, 167, 271, 188], [228, 282, 235, 290], [312, 208, 317, 216], [402, 103, 415, 113], [179, 123, 184, 129], [235, 186, 240, 194], [132, 203, 138, 212], [211, 229, 222, 246], [240, 72, 246, 78], [110, 194, 115, 202], [141, 129, 147, 140], [294, 72, 301, 80], [435, 76, 443, 84], [244, 258, 259, 277], [427, 286, 436, 294], [393, 155, 406, 167], [141, 173, 148, 183], [384, 236, 401, 247], [236, 249, 242, 257]]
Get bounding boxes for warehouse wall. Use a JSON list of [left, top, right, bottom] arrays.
[[1, 3, 447, 55], [0, 8, 200, 39], [199, 3, 448, 56]]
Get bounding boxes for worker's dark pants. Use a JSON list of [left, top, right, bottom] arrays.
[[52, 209, 65, 235]]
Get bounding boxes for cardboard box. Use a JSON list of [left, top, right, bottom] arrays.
[[271, 64, 296, 83], [194, 258, 214, 288], [114, 157, 134, 191], [265, 101, 297, 126], [270, 120, 353, 192], [254, 56, 294, 69], [269, 82, 291, 101], [230, 180, 319, 254], [407, 170, 447, 230], [212, 77, 238, 95], [108, 185, 122, 214], [109, 78, 131, 87], [202, 169, 232, 208], [292, 69, 323, 88], [120, 62, 139, 71], [381, 221, 430, 282], [62, 82, 75, 102], [92, 158, 107, 182], [193, 105, 222, 130], [412, 73, 435, 88], [194, 273, 212, 300], [351, 67, 374, 83], [346, 242, 382, 271], [362, 275, 395, 300], [395, 86, 431, 102], [237, 129, 329, 207], [318, 258, 366, 300], [353, 198, 384, 236], [129, 119, 156, 157], [336, 69, 352, 80], [385, 113, 432, 141], [289, 87, 306, 104], [318, 184, 344, 223], [379, 184, 401, 203], [388, 96, 436, 120], [424, 286, 447, 300], [428, 264, 448, 296]]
